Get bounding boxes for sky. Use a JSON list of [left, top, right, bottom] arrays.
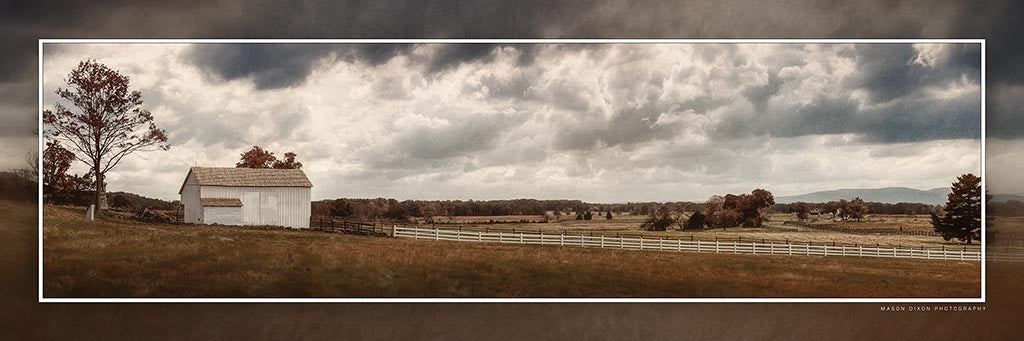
[[3, 0, 1022, 202], [39, 43, 981, 202]]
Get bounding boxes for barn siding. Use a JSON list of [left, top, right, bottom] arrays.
[[204, 206, 244, 225], [199, 186, 311, 228], [180, 173, 203, 224]]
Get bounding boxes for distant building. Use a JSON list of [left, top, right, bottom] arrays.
[[178, 167, 313, 228]]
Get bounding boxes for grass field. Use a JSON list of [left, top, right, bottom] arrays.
[[991, 216, 1024, 232], [41, 204, 981, 298]]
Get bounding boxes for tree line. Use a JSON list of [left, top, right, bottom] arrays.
[[989, 200, 1024, 216], [772, 201, 939, 217]]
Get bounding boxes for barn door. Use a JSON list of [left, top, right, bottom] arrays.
[[261, 192, 279, 226], [242, 192, 260, 225]]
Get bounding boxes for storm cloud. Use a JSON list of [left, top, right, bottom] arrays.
[[5, 0, 1020, 194], [186, 44, 520, 89]]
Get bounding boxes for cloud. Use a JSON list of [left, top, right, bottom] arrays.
[[187, 44, 339, 90], [34, 43, 984, 201], [849, 44, 980, 104]]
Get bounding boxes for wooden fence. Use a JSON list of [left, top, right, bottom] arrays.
[[311, 217, 388, 236], [989, 231, 1024, 247], [393, 226, 993, 262], [392, 225, 980, 253]]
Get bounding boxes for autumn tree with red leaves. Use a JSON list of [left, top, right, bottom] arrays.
[[236, 145, 277, 168], [236, 146, 303, 169], [43, 60, 169, 210]]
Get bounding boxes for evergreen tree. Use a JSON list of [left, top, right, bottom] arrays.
[[931, 174, 982, 244]]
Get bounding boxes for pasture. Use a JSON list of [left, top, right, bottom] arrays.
[[41, 204, 980, 298], [991, 216, 1024, 232]]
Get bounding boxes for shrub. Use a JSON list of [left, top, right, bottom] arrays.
[[110, 194, 131, 209], [684, 211, 706, 230], [640, 205, 676, 231]]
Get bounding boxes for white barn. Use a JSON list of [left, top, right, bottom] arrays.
[[178, 167, 313, 228]]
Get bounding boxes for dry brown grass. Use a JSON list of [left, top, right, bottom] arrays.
[[42, 205, 979, 298], [802, 214, 935, 232], [991, 216, 1024, 233]]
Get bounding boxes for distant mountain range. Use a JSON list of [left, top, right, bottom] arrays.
[[775, 187, 952, 205], [991, 194, 1024, 203]]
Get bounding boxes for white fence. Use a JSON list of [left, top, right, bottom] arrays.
[[393, 226, 994, 262]]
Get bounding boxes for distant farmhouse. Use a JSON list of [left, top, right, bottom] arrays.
[[178, 167, 313, 228]]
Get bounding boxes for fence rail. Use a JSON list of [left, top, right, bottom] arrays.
[[311, 217, 388, 236], [393, 226, 995, 262]]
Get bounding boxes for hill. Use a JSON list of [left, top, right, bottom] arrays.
[[107, 191, 179, 210], [991, 194, 1024, 203], [776, 187, 951, 205]]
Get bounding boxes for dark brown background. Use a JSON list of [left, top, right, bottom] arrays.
[[3, 1, 1022, 339]]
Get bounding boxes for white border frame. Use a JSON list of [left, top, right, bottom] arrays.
[[37, 38, 986, 303]]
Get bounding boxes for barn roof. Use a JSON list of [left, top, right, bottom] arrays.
[[178, 167, 313, 194], [200, 197, 243, 207]]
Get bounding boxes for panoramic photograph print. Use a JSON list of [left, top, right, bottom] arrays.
[[39, 42, 985, 299]]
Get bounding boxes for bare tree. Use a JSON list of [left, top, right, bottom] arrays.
[[25, 149, 39, 175], [43, 60, 169, 210]]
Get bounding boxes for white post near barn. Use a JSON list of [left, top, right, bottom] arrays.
[[85, 204, 95, 221]]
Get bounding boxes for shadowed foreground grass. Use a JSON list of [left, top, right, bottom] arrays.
[[42, 205, 980, 298]]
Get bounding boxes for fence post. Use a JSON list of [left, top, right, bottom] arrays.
[[640, 235, 644, 250], [600, 235, 605, 248], [520, 231, 524, 244], [560, 232, 564, 246], [479, 229, 483, 242], [715, 240, 719, 253], [434, 227, 439, 241], [457, 226, 462, 242]]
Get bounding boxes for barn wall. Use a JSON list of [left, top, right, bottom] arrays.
[[204, 206, 244, 225], [180, 173, 203, 224], [199, 186, 310, 228]]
